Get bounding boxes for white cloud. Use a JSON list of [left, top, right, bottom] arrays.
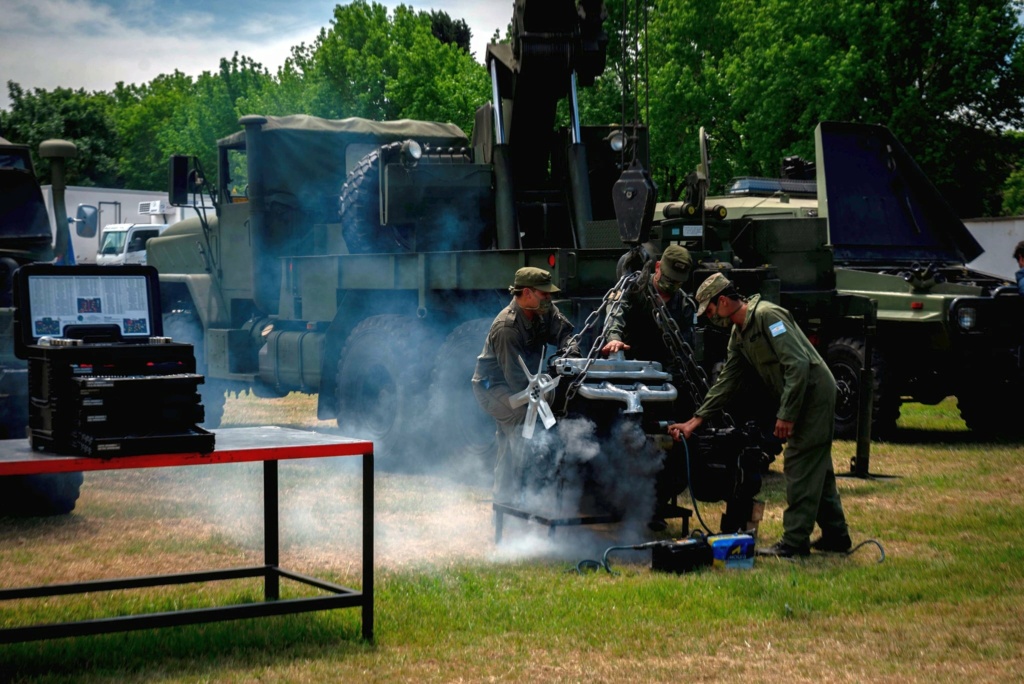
[[0, 0, 513, 111]]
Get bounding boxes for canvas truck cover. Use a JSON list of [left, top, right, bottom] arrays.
[[218, 115, 470, 215], [815, 121, 983, 266]]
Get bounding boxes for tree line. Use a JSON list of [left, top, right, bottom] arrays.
[[2, 0, 1022, 217]]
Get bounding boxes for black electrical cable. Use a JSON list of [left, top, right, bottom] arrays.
[[573, 541, 668, 575], [847, 539, 886, 563], [680, 436, 715, 535]]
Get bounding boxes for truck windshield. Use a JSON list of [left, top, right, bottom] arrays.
[[0, 169, 53, 240], [98, 230, 127, 255]]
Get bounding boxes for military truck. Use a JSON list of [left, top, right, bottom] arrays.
[[149, 0, 636, 461], [0, 135, 84, 515], [674, 121, 1024, 439], [149, 2, 876, 477]]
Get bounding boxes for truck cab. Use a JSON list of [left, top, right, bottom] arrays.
[[96, 223, 169, 266]]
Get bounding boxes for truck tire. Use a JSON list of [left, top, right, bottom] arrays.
[[826, 336, 899, 440], [0, 395, 84, 516], [957, 377, 1024, 437], [334, 315, 438, 463], [426, 318, 497, 470], [163, 308, 226, 428], [339, 148, 411, 255], [0, 472, 84, 516]]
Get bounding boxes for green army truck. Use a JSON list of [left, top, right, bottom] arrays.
[[149, 2, 877, 473], [149, 0, 639, 464], [0, 136, 84, 514]]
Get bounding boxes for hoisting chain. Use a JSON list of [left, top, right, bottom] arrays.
[[555, 257, 736, 429], [639, 270, 737, 430], [556, 270, 643, 413]]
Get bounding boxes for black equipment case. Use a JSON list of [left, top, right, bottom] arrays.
[[13, 264, 214, 456]]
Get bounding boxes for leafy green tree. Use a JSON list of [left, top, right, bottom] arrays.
[[710, 0, 1024, 216], [270, 1, 487, 131], [111, 71, 194, 190], [1002, 132, 1024, 215], [0, 82, 120, 187], [162, 55, 273, 182], [429, 10, 473, 54]]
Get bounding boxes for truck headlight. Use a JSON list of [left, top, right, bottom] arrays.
[[957, 307, 976, 330], [607, 130, 624, 153], [400, 140, 422, 166]]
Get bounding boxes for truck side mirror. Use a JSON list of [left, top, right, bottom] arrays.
[[169, 155, 203, 206], [74, 204, 98, 238]]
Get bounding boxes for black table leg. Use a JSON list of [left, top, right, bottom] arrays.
[[264, 459, 280, 600]]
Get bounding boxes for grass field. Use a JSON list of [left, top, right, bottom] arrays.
[[1, 394, 1022, 683]]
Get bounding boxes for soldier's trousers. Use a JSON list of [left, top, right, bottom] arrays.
[[472, 380, 528, 505], [780, 383, 848, 548]]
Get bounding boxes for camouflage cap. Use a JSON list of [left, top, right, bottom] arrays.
[[695, 272, 733, 316], [658, 244, 693, 281], [513, 266, 560, 293]]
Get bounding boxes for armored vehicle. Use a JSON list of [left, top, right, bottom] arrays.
[[0, 135, 84, 514], [676, 121, 1024, 439], [819, 122, 1024, 438]]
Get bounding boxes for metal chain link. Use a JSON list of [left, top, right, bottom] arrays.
[[555, 259, 736, 428], [556, 270, 644, 412], [640, 274, 737, 429]]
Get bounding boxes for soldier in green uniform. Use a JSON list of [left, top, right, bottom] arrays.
[[600, 244, 696, 368], [472, 267, 580, 505], [669, 273, 851, 557], [601, 244, 696, 528]]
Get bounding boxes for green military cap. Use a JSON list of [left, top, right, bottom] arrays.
[[695, 272, 733, 315], [513, 266, 560, 292], [659, 244, 693, 281]]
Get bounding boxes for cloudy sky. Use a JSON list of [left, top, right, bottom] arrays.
[[0, 0, 512, 110]]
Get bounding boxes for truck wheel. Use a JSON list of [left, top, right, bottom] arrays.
[[426, 318, 497, 471], [0, 472, 84, 516], [0, 390, 84, 516], [334, 315, 438, 463], [957, 376, 1024, 437], [163, 308, 225, 428], [826, 337, 899, 440]]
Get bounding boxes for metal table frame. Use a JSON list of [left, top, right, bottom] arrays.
[[0, 427, 374, 643]]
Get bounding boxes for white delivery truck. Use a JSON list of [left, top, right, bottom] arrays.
[[95, 222, 170, 265], [40, 186, 171, 264]]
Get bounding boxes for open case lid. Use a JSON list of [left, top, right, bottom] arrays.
[[14, 264, 163, 359]]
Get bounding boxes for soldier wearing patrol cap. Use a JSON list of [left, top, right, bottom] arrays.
[[472, 267, 580, 504], [669, 273, 851, 558], [601, 244, 696, 368], [600, 244, 697, 527]]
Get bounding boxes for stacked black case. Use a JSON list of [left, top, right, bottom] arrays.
[[14, 265, 215, 457]]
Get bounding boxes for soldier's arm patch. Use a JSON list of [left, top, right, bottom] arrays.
[[769, 320, 788, 337]]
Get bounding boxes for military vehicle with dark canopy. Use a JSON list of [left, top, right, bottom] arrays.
[[150, 2, 877, 530], [819, 121, 1024, 439], [0, 135, 84, 514]]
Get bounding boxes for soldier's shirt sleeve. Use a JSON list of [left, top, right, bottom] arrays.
[[695, 329, 746, 419], [491, 324, 529, 392], [603, 289, 631, 343], [762, 309, 811, 423], [551, 310, 579, 356]]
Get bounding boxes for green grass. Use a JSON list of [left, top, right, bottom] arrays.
[[1, 397, 1022, 682]]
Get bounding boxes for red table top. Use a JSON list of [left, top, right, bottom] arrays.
[[0, 427, 373, 476]]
